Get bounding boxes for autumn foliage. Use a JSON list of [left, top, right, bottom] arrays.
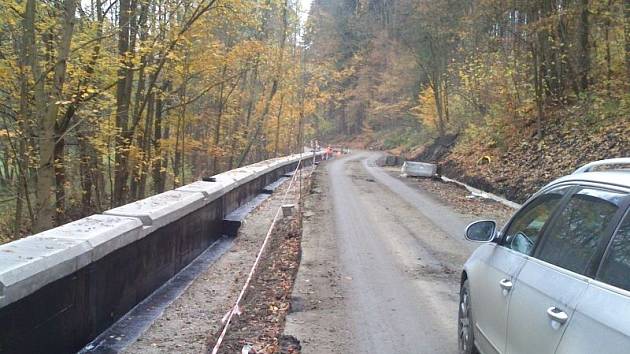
[[0, 0, 317, 240], [305, 0, 629, 148]]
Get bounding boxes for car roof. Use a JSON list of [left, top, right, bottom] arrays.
[[545, 170, 630, 192]]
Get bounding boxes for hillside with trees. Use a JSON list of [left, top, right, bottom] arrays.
[[303, 0, 630, 202]]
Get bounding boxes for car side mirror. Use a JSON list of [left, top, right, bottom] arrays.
[[465, 220, 497, 242]]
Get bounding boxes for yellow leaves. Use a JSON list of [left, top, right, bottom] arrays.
[[165, 51, 181, 62], [207, 145, 226, 157], [0, 130, 16, 138], [411, 87, 438, 129]]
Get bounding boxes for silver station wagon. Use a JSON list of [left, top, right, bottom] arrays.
[[460, 158, 630, 354]]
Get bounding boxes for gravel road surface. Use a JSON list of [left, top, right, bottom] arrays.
[[286, 151, 497, 354]]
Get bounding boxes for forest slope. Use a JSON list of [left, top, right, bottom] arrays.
[[304, 0, 630, 201], [415, 108, 629, 203]]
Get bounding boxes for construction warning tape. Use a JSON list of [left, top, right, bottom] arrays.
[[210, 153, 314, 354]]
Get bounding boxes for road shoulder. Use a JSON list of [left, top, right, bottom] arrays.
[[380, 165, 515, 226], [283, 166, 354, 354]]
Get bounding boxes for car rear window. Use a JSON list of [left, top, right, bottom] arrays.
[[502, 187, 570, 255], [598, 210, 630, 292], [536, 189, 626, 275]]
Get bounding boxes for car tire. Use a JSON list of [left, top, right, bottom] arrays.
[[458, 279, 479, 354]]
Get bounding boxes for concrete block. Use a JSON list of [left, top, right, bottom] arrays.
[[262, 177, 290, 194], [225, 165, 265, 186], [0, 236, 91, 308], [401, 161, 437, 177], [35, 214, 143, 262], [281, 204, 295, 217], [252, 160, 276, 174], [177, 180, 228, 201], [223, 194, 271, 237], [104, 190, 206, 230], [206, 153, 311, 196], [261, 160, 286, 174], [209, 173, 240, 193]]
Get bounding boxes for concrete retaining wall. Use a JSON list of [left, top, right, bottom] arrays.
[[0, 152, 320, 354]]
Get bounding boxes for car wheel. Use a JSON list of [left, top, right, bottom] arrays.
[[458, 279, 478, 354]]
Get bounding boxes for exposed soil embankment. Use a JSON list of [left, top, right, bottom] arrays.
[[402, 118, 629, 203]]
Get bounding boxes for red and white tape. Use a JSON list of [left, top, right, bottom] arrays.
[[211, 154, 315, 354]]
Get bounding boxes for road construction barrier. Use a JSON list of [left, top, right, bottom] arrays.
[[0, 152, 323, 354], [401, 161, 438, 177]]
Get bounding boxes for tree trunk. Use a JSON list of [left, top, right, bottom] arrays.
[[26, 0, 52, 233], [625, 0, 630, 78], [556, 13, 580, 95], [238, 0, 288, 167], [13, 149, 24, 236], [31, 0, 77, 232], [173, 116, 182, 188], [78, 136, 94, 213], [16, 6, 33, 235], [238, 80, 279, 167], [605, 0, 613, 95], [53, 138, 66, 224], [442, 78, 450, 124], [274, 94, 285, 156], [533, 44, 544, 139], [129, 67, 148, 198], [138, 92, 155, 199], [577, 0, 590, 91], [152, 81, 170, 194], [431, 77, 446, 137], [212, 65, 227, 172], [173, 55, 189, 188], [113, 0, 134, 206], [153, 93, 164, 194], [93, 145, 105, 212]]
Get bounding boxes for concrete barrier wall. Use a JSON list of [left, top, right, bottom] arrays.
[[0, 152, 321, 354]]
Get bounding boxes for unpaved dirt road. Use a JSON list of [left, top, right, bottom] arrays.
[[286, 151, 495, 354]]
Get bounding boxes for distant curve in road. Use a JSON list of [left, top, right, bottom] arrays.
[[327, 151, 477, 354]]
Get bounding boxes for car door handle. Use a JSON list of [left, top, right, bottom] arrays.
[[546, 307, 569, 325], [499, 278, 513, 292]]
